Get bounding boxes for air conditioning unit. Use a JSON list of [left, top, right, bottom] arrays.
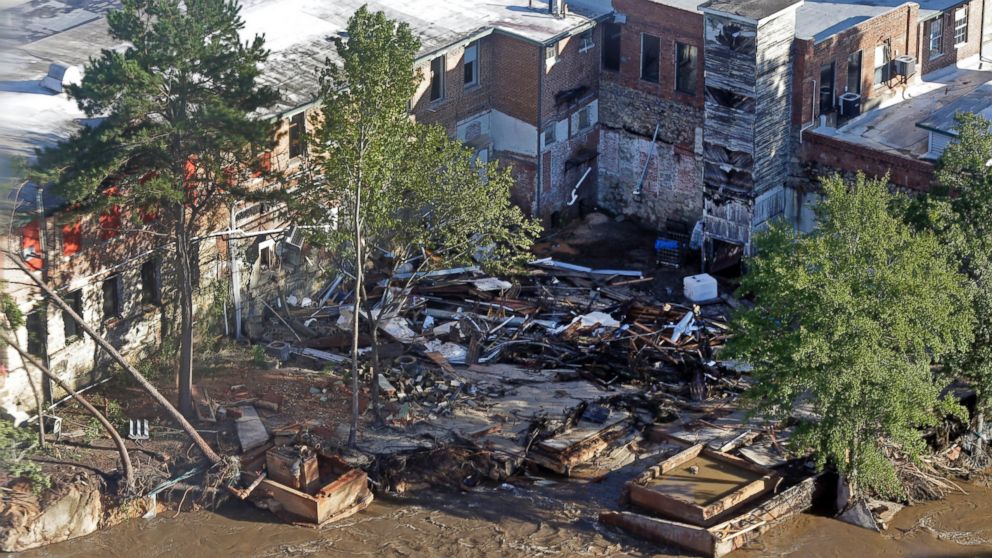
[[893, 55, 916, 77], [840, 92, 862, 118]]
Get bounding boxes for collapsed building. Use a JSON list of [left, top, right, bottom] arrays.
[[1, 0, 990, 419]]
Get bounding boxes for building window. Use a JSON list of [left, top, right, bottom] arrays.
[[819, 62, 835, 114], [675, 43, 698, 94], [847, 50, 863, 94], [463, 41, 479, 88], [140, 259, 160, 306], [954, 6, 968, 46], [102, 275, 121, 320], [288, 112, 306, 159], [543, 124, 557, 147], [25, 309, 47, 359], [874, 41, 892, 84], [579, 30, 594, 53], [430, 55, 445, 102], [63, 289, 83, 343], [545, 43, 559, 69], [929, 18, 944, 58], [640, 34, 660, 83], [602, 22, 621, 71]]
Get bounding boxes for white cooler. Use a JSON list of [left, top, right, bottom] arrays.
[[683, 273, 718, 303]]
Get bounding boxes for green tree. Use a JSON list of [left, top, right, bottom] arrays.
[[727, 174, 974, 498], [296, 7, 539, 446], [32, 0, 280, 417]]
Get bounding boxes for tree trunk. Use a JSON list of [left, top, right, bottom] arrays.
[[367, 308, 383, 425], [2, 332, 135, 493], [5, 251, 222, 464], [175, 202, 196, 419], [348, 184, 363, 449]]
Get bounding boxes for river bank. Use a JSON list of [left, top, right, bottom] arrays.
[[14, 478, 992, 557]]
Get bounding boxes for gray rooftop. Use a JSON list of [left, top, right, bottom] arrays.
[[0, 0, 608, 191], [796, 0, 971, 43], [916, 82, 992, 137], [700, 0, 802, 21]]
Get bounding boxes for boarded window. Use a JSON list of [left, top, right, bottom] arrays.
[[543, 124, 557, 147], [102, 275, 121, 320], [289, 112, 306, 159], [640, 34, 660, 83], [463, 42, 479, 88], [602, 22, 621, 71], [62, 222, 81, 256], [430, 56, 445, 101], [675, 42, 698, 94], [141, 259, 160, 305], [63, 289, 83, 343]]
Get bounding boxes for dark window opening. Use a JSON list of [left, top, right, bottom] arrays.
[[464, 41, 479, 87], [26, 309, 47, 358], [63, 290, 83, 343], [288, 112, 306, 159], [675, 42, 698, 94], [705, 86, 755, 111], [602, 23, 622, 71], [102, 275, 121, 320], [847, 50, 862, 95], [430, 55, 445, 102], [819, 62, 835, 114], [640, 34, 660, 83], [141, 259, 160, 306]]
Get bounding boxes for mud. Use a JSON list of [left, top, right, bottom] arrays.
[[14, 480, 992, 558], [647, 456, 760, 505]]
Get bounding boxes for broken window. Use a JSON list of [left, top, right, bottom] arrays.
[[141, 259, 160, 306], [705, 86, 755, 111], [543, 124, 557, 147], [602, 22, 621, 71], [102, 275, 121, 320], [847, 50, 862, 95], [463, 41, 479, 88], [929, 18, 944, 58], [954, 6, 968, 45], [640, 34, 660, 83], [873, 41, 892, 84], [579, 30, 594, 53], [430, 55, 445, 102], [288, 112, 306, 160], [26, 309, 47, 358], [675, 42, 697, 94], [63, 289, 83, 343]]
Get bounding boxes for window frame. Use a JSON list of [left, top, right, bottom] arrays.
[[929, 17, 944, 59], [953, 6, 968, 46], [63, 289, 83, 344], [430, 55, 446, 102], [873, 41, 892, 85], [543, 124, 557, 147], [578, 30, 595, 53], [640, 33, 660, 84], [25, 308, 47, 359], [601, 22, 622, 72], [102, 274, 122, 321], [463, 41, 479, 89], [288, 112, 306, 160], [674, 42, 698, 95], [846, 50, 863, 95]]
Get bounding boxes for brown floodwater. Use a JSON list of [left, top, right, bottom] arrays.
[[12, 480, 992, 558], [646, 456, 761, 505]]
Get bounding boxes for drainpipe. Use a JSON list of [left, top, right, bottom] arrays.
[[229, 204, 242, 340], [535, 46, 545, 219]]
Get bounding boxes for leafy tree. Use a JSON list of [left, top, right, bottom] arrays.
[[295, 7, 539, 446], [32, 0, 280, 417], [727, 174, 974, 498]]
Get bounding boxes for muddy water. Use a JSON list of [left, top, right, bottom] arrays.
[[647, 456, 760, 505], [14, 481, 992, 558]]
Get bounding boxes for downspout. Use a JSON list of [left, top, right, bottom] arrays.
[[536, 45, 545, 219]]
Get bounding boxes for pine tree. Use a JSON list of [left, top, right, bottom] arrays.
[[32, 0, 280, 417]]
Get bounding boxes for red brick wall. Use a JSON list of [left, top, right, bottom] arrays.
[[491, 34, 541, 124], [920, 0, 985, 75], [541, 29, 602, 126], [800, 131, 935, 191], [604, 0, 704, 110], [792, 4, 918, 126], [411, 37, 497, 132]]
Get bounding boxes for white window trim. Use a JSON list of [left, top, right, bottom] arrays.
[[578, 30, 595, 54], [953, 6, 968, 47], [464, 41, 480, 88], [929, 18, 944, 59]]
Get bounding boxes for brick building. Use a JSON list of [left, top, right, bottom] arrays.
[[1, 0, 990, 419]]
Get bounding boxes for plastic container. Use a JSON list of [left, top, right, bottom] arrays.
[[683, 273, 718, 303]]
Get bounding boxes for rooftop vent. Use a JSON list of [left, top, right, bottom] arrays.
[[40, 63, 82, 93], [549, 0, 567, 17]]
